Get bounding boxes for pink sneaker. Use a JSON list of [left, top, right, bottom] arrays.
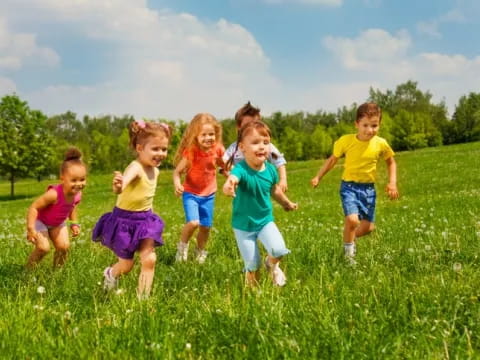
[[265, 257, 287, 286]]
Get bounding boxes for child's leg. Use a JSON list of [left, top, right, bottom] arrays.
[[26, 231, 50, 268], [50, 225, 70, 267], [245, 271, 260, 287], [111, 259, 134, 277], [355, 220, 375, 238], [233, 228, 261, 287], [196, 226, 210, 250], [180, 221, 200, 244], [343, 214, 360, 244], [137, 238, 156, 297], [258, 222, 289, 286]]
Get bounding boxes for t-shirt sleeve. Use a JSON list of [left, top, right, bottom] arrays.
[[182, 148, 192, 161], [333, 136, 346, 158], [222, 142, 236, 163], [268, 143, 287, 167], [231, 163, 244, 182], [381, 140, 395, 160]]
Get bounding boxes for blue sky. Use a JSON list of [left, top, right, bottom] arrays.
[[1, 0, 479, 120]]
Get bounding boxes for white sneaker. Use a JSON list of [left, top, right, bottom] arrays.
[[175, 241, 189, 262], [195, 248, 208, 264], [265, 257, 287, 286], [344, 244, 357, 265], [103, 267, 118, 290]]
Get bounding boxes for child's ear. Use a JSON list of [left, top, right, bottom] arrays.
[[136, 143, 144, 152]]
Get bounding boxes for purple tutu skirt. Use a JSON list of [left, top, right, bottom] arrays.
[[92, 207, 165, 259]]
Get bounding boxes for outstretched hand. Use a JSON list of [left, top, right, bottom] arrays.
[[223, 177, 237, 197]]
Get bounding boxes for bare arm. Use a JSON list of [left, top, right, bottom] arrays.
[[277, 165, 288, 193], [271, 184, 297, 211], [26, 189, 57, 243], [173, 158, 189, 196], [311, 155, 338, 188], [385, 157, 399, 200]]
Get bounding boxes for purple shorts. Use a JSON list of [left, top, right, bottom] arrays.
[[92, 207, 165, 259]]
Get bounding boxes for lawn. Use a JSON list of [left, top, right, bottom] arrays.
[[0, 142, 479, 359]]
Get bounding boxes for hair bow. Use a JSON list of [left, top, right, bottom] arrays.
[[135, 119, 146, 129]]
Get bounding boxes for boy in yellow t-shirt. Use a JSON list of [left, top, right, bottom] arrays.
[[311, 102, 399, 263]]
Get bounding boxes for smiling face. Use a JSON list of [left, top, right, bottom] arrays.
[[239, 128, 270, 170], [136, 134, 169, 168], [355, 115, 381, 141], [196, 123, 216, 151], [61, 164, 87, 196]]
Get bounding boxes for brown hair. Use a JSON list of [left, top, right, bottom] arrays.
[[234, 101, 261, 128], [174, 113, 222, 165], [356, 102, 382, 122], [225, 121, 273, 170], [128, 120, 172, 150], [61, 147, 86, 174]]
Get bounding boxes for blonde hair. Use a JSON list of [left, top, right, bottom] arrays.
[[128, 120, 172, 150], [174, 113, 222, 165]]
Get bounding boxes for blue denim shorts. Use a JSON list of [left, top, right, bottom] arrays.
[[340, 181, 376, 222], [182, 191, 215, 227]]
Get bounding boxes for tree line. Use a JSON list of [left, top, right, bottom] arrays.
[[1, 80, 480, 196]]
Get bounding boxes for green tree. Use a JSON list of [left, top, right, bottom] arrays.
[[0, 94, 55, 197], [451, 92, 480, 143]]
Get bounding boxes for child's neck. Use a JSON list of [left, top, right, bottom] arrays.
[[245, 159, 265, 171]]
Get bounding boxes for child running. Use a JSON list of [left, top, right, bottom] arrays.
[[173, 113, 225, 263], [223, 121, 297, 287], [310, 102, 399, 263], [92, 120, 171, 298], [26, 147, 86, 268], [223, 101, 288, 192]]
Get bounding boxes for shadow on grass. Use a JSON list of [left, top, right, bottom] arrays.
[[0, 263, 28, 290], [0, 194, 32, 201]]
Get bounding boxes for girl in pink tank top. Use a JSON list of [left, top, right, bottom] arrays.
[[26, 147, 87, 268]]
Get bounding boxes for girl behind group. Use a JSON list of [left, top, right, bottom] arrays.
[[26, 147, 86, 268], [223, 121, 297, 287], [92, 120, 171, 298], [173, 113, 225, 263]]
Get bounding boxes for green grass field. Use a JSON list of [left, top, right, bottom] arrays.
[[0, 142, 479, 359]]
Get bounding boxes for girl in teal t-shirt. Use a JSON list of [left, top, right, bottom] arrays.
[[223, 121, 297, 287]]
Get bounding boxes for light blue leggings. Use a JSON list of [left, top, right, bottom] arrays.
[[233, 222, 290, 272]]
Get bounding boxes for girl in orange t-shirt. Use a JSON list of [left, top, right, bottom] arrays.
[[173, 113, 226, 263]]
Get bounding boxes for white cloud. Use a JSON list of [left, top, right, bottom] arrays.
[[0, 0, 280, 120], [0, 76, 16, 94], [417, 9, 465, 38], [322, 28, 480, 113], [0, 17, 59, 70]]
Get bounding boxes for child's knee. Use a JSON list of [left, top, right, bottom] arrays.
[[36, 241, 51, 254], [54, 241, 70, 253], [188, 220, 200, 228], [141, 251, 157, 269], [345, 216, 360, 229]]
